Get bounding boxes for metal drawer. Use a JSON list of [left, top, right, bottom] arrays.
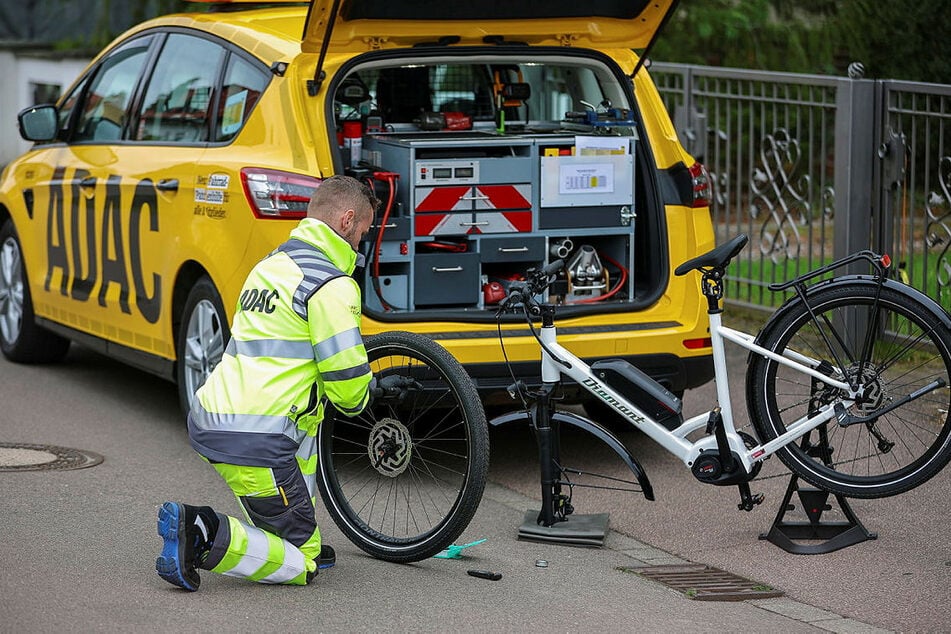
[[480, 237, 546, 263], [366, 216, 410, 243], [413, 253, 480, 306]]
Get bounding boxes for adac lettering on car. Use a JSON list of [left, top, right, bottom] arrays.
[[43, 165, 162, 324]]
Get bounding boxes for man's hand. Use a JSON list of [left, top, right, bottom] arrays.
[[370, 374, 423, 403]]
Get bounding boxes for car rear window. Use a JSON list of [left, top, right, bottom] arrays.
[[214, 55, 269, 143]]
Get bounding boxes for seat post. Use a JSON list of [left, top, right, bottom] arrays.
[[700, 267, 726, 314]]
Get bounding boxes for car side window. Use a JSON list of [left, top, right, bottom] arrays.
[[51, 76, 90, 142], [73, 37, 153, 143], [136, 34, 225, 143], [214, 54, 269, 142]]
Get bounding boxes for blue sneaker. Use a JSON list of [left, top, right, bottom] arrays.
[[156, 502, 201, 592], [317, 545, 336, 570], [306, 545, 336, 582]]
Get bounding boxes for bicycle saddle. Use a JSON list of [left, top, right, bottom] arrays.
[[674, 234, 749, 276]]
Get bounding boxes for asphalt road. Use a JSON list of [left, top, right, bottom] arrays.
[[1, 342, 946, 632]]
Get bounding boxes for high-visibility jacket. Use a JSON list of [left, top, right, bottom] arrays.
[[188, 218, 372, 467]]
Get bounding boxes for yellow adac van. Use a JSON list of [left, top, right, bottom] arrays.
[[0, 0, 715, 414]]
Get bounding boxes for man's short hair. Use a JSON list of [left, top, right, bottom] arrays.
[[309, 175, 379, 220]]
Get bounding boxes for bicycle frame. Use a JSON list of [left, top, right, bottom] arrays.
[[540, 309, 855, 477], [493, 235, 951, 527]]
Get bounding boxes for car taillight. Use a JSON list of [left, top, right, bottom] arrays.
[[688, 161, 711, 208], [241, 168, 321, 219]]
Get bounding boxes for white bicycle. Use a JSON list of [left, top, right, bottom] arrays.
[[490, 234, 951, 528]]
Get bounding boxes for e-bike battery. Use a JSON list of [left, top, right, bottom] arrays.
[[590, 359, 684, 430]]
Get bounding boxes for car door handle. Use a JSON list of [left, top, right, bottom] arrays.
[[79, 176, 96, 188], [156, 178, 179, 192]]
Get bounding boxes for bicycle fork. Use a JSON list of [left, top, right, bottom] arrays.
[[531, 381, 573, 526]]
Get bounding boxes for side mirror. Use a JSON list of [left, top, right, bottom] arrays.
[[18, 104, 59, 142]]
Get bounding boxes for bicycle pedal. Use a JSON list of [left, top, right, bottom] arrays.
[[737, 493, 765, 512]]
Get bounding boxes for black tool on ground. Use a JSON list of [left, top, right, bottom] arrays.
[[467, 569, 502, 581]]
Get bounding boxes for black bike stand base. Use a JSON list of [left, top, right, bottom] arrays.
[[518, 510, 610, 548], [759, 474, 877, 555]]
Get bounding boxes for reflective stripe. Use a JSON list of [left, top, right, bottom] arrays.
[[191, 403, 291, 436], [189, 401, 307, 466], [292, 274, 337, 319], [279, 240, 333, 266], [296, 435, 318, 499], [227, 337, 315, 360], [248, 534, 286, 582], [278, 240, 345, 319], [314, 327, 362, 362], [218, 520, 308, 584], [225, 522, 272, 578], [321, 362, 371, 382], [259, 544, 306, 584]]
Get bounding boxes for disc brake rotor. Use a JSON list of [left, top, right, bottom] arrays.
[[367, 417, 413, 477], [849, 364, 885, 415]]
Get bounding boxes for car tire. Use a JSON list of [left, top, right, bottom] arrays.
[[0, 219, 70, 364], [175, 276, 230, 416]]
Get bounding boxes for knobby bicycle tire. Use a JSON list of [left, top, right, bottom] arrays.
[[746, 282, 951, 497], [317, 331, 489, 562]]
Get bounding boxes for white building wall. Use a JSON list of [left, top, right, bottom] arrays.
[[0, 49, 89, 167]]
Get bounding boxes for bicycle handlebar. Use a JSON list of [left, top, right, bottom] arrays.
[[497, 259, 565, 314]]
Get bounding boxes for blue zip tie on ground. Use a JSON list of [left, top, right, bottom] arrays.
[[433, 539, 487, 559]]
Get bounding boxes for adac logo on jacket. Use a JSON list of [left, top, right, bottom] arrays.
[[239, 288, 279, 314]]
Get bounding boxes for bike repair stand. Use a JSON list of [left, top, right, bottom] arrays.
[[759, 433, 877, 554], [517, 380, 610, 548]]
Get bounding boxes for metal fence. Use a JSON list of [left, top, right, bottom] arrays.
[[650, 62, 951, 312]]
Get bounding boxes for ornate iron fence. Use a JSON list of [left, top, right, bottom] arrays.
[[878, 81, 951, 308], [650, 62, 951, 313]]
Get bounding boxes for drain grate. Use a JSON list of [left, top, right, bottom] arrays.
[[620, 564, 784, 601], [0, 443, 104, 472]]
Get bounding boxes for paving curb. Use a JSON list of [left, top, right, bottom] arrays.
[[483, 481, 892, 634]]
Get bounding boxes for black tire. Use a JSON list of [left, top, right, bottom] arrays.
[[0, 219, 70, 363], [317, 331, 489, 562], [746, 283, 951, 497], [175, 276, 229, 416]]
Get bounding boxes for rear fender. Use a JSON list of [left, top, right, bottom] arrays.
[[753, 275, 951, 352], [490, 409, 655, 501]]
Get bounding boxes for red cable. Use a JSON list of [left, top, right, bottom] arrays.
[[371, 172, 398, 311]]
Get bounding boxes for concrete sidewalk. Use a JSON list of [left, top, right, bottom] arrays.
[[480, 481, 889, 633]]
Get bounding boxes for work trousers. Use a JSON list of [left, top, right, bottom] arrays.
[[200, 434, 321, 585]]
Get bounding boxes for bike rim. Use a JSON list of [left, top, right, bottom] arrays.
[[321, 343, 474, 550], [764, 292, 951, 490], [0, 236, 24, 345]]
